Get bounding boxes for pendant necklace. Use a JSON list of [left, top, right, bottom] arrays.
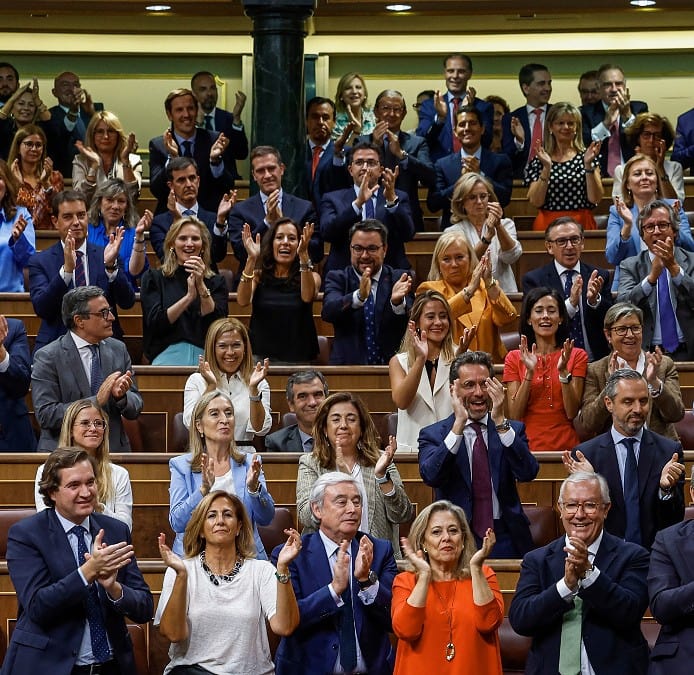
[[432, 579, 458, 661], [200, 550, 244, 586]]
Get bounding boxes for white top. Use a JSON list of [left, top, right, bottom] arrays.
[[444, 217, 522, 293], [35, 461, 133, 531], [155, 557, 277, 675], [183, 372, 272, 442], [612, 158, 685, 203]]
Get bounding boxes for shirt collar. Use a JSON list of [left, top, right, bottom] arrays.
[[260, 189, 284, 206], [610, 426, 644, 447], [176, 201, 199, 215], [554, 260, 581, 277], [464, 413, 490, 428], [69, 331, 98, 351], [55, 509, 91, 534], [564, 528, 603, 559], [460, 147, 482, 161], [318, 528, 349, 560]]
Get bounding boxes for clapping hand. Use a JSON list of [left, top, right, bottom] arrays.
[[249, 358, 269, 389], [519, 335, 538, 374], [562, 449, 594, 474], [557, 338, 575, 375], [241, 222, 261, 261], [276, 528, 302, 569], [400, 536, 431, 576], [470, 528, 496, 567], [408, 320, 429, 360], [198, 355, 218, 390], [246, 453, 262, 493], [374, 436, 396, 479], [158, 532, 186, 575], [456, 325, 477, 354]]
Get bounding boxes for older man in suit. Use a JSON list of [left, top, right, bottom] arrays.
[[2, 447, 152, 675], [322, 220, 412, 365], [509, 471, 650, 675], [272, 472, 397, 675], [523, 216, 613, 360], [427, 105, 513, 229], [31, 286, 143, 453], [149, 88, 234, 215], [617, 199, 694, 361], [27, 190, 135, 352], [565, 369, 684, 549], [418, 350, 539, 558], [264, 370, 329, 452]]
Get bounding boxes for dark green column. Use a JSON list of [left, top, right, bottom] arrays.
[[243, 0, 316, 196]]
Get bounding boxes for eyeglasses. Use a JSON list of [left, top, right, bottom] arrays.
[[642, 221, 672, 233], [547, 236, 583, 248], [74, 419, 106, 430], [351, 159, 380, 168], [350, 244, 383, 255], [610, 325, 643, 337], [85, 307, 114, 320], [21, 141, 43, 150], [640, 131, 663, 140], [560, 501, 601, 515], [377, 105, 404, 114]]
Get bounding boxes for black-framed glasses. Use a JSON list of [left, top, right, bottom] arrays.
[[610, 325, 643, 337], [21, 141, 44, 149], [642, 222, 672, 234], [351, 244, 383, 255], [85, 307, 114, 320], [560, 501, 601, 515], [547, 236, 583, 248]]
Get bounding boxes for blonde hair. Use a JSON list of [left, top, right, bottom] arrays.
[[450, 173, 499, 225], [621, 153, 663, 208], [161, 216, 214, 277], [335, 72, 369, 114], [203, 318, 253, 385], [427, 230, 479, 282], [398, 290, 455, 365], [85, 111, 128, 160], [544, 102, 585, 156]]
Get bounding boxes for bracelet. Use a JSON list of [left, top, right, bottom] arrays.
[[584, 167, 595, 174], [249, 393, 262, 402], [241, 270, 255, 281], [135, 239, 145, 244], [239, 276, 250, 283], [299, 260, 313, 272], [487, 277, 497, 288], [461, 288, 471, 303], [133, 247, 146, 253], [247, 483, 261, 496], [385, 197, 400, 208], [538, 175, 549, 183], [480, 235, 491, 246], [375, 473, 390, 485], [199, 289, 211, 298]]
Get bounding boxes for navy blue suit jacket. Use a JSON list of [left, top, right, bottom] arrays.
[[321, 264, 412, 365], [672, 107, 694, 174], [271, 531, 396, 675], [0, 319, 36, 452], [573, 429, 684, 548], [416, 94, 494, 161], [522, 261, 613, 360], [211, 107, 249, 179], [45, 103, 104, 176], [27, 241, 135, 352], [427, 149, 513, 229], [149, 128, 235, 215], [304, 140, 352, 211], [580, 100, 649, 176], [509, 531, 650, 675], [319, 187, 414, 276], [418, 415, 539, 556], [2, 509, 153, 675], [501, 104, 553, 179], [264, 424, 306, 453]]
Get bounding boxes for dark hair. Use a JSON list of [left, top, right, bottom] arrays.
[[258, 217, 302, 285], [625, 112, 675, 152], [597, 63, 625, 80], [306, 96, 336, 119], [485, 95, 510, 115], [518, 63, 550, 90], [449, 350, 494, 384], [348, 141, 383, 165], [52, 189, 88, 217], [164, 88, 197, 114], [637, 199, 679, 236], [417, 90, 435, 100], [166, 156, 199, 182], [0, 62, 19, 82], [250, 145, 282, 165], [454, 105, 483, 127], [38, 447, 97, 507], [191, 71, 215, 87], [520, 286, 569, 347], [544, 215, 584, 240], [348, 218, 388, 245], [61, 286, 106, 329], [0, 160, 17, 220], [443, 53, 472, 70], [579, 70, 599, 82], [604, 368, 646, 400], [286, 369, 329, 401]]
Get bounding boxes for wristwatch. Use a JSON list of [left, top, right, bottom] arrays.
[[275, 570, 291, 584], [558, 373, 573, 384], [495, 418, 511, 433], [357, 570, 378, 590]]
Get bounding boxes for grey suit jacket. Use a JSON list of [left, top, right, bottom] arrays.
[[31, 333, 143, 452], [617, 248, 694, 359], [264, 424, 307, 453]]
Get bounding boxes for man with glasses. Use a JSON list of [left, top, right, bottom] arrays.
[[322, 220, 412, 365], [617, 199, 694, 361], [510, 470, 650, 674], [357, 89, 435, 231], [27, 190, 135, 352], [523, 216, 613, 360], [579, 302, 684, 440], [320, 141, 414, 276], [564, 369, 684, 549], [31, 286, 143, 452]]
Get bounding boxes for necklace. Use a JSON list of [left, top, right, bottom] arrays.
[[432, 579, 458, 662], [200, 550, 244, 586]]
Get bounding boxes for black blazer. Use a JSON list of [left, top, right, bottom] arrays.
[[264, 424, 306, 453], [501, 104, 553, 179], [304, 139, 352, 210], [211, 107, 249, 179], [45, 102, 104, 176]]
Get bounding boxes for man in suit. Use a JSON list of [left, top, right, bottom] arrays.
[[427, 105, 513, 229], [228, 145, 322, 274], [509, 470, 650, 675], [265, 370, 329, 452], [44, 71, 104, 176], [581, 63, 648, 177], [149, 87, 234, 215], [578, 70, 601, 107], [0, 62, 19, 109], [190, 70, 249, 180], [0, 315, 36, 452], [3, 447, 152, 675], [272, 472, 397, 675], [523, 216, 612, 360], [27, 190, 135, 352], [672, 105, 694, 174], [617, 199, 694, 361], [322, 220, 412, 365], [416, 52, 494, 161], [31, 286, 143, 453], [419, 350, 539, 558], [320, 141, 415, 275], [149, 156, 231, 269], [501, 63, 553, 178], [647, 470, 694, 674], [565, 369, 684, 548], [358, 89, 435, 231]]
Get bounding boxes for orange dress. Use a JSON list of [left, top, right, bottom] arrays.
[[392, 569, 503, 675]]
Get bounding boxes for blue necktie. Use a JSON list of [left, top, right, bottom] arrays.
[[204, 115, 213, 131], [339, 554, 357, 671], [70, 526, 111, 663], [621, 437, 642, 545], [563, 270, 585, 349], [182, 208, 195, 217], [89, 344, 104, 396], [364, 197, 375, 220], [181, 140, 193, 157], [74, 250, 86, 287], [363, 292, 383, 365], [657, 267, 679, 352]]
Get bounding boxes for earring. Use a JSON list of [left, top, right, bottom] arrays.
[[422, 546, 428, 554], [170, 247, 175, 255]]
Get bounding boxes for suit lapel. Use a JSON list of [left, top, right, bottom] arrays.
[[602, 437, 626, 513], [486, 423, 503, 493], [47, 509, 84, 579], [637, 431, 658, 501], [61, 334, 90, 394], [373, 267, 391, 338], [361, 465, 378, 532]]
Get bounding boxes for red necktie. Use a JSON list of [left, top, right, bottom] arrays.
[[470, 422, 493, 539], [607, 121, 621, 177], [311, 145, 322, 180], [529, 108, 543, 163], [451, 97, 462, 153], [74, 250, 86, 287]]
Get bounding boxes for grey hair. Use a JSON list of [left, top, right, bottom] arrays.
[[603, 302, 643, 330], [637, 199, 679, 236], [61, 286, 106, 329], [286, 370, 329, 402], [559, 471, 611, 504], [604, 368, 646, 400], [308, 472, 363, 528]]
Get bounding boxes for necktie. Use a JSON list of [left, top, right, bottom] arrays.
[[621, 437, 641, 545], [364, 196, 375, 220], [451, 97, 462, 153], [563, 271, 585, 349], [181, 140, 193, 158], [74, 250, 86, 287], [303, 436, 314, 452], [182, 208, 195, 217], [558, 595, 583, 675], [339, 559, 357, 672], [70, 526, 111, 663], [89, 344, 104, 396], [470, 422, 493, 540], [311, 145, 322, 180], [529, 107, 543, 163], [607, 121, 621, 177], [204, 114, 213, 131], [363, 291, 383, 365], [657, 267, 679, 352]]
